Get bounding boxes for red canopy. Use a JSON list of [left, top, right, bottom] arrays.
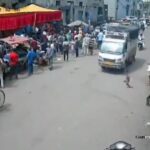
[[0, 5, 62, 31]]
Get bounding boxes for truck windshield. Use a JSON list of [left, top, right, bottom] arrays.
[[100, 42, 124, 55]]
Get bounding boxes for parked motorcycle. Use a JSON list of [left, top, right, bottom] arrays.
[[105, 141, 135, 150]]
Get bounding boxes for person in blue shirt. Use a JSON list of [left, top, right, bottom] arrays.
[[27, 49, 37, 75], [97, 29, 104, 49]]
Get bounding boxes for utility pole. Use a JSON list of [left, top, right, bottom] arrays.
[[83, 0, 88, 22], [147, 0, 150, 16], [115, 0, 119, 20]]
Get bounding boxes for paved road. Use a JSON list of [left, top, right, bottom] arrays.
[[0, 29, 150, 150]]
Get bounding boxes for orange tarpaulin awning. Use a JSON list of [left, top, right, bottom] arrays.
[[21, 4, 59, 13], [0, 4, 61, 15], [0, 4, 62, 31]]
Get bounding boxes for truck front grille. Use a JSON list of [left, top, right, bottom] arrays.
[[103, 58, 115, 63]]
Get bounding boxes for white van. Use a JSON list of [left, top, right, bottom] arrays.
[[98, 24, 138, 70]]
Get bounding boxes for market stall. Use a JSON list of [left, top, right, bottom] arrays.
[[0, 4, 62, 31], [0, 35, 29, 46], [68, 20, 88, 27], [0, 35, 31, 78]]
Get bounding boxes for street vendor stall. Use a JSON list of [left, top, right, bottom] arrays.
[[0, 35, 31, 80], [0, 35, 29, 46], [0, 4, 62, 31], [68, 20, 88, 27], [0, 35, 30, 68]]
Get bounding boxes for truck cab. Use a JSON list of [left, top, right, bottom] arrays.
[[99, 38, 127, 70], [98, 24, 138, 70]]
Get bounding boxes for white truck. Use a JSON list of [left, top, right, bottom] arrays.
[[98, 24, 139, 70]]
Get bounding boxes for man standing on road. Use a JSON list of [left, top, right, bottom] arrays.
[[9, 49, 19, 79], [26, 48, 37, 75], [58, 34, 64, 54], [82, 34, 90, 56], [63, 40, 70, 61], [46, 44, 54, 70], [89, 35, 95, 55], [0, 58, 5, 88], [74, 37, 79, 57], [97, 29, 104, 49]]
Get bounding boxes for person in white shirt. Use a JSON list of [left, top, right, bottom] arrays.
[[138, 33, 144, 41], [0, 58, 5, 88], [82, 34, 90, 55], [138, 33, 145, 48]]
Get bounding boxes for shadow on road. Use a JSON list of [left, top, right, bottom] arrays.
[[4, 79, 18, 88], [53, 65, 63, 71], [101, 58, 146, 75], [128, 58, 146, 73], [0, 104, 12, 113], [101, 68, 124, 75]]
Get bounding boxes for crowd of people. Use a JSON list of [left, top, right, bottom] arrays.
[[0, 18, 148, 88], [28, 24, 99, 71], [0, 23, 103, 88]]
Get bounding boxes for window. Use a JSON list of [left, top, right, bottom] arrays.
[[18, 0, 26, 2], [67, 1, 74, 5], [78, 11, 83, 20], [56, 0, 61, 6], [85, 11, 89, 20], [1, 3, 6, 7], [79, 2, 83, 7], [126, 4, 129, 16], [98, 7, 103, 15]]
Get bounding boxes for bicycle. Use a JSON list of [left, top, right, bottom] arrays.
[[0, 89, 5, 108]]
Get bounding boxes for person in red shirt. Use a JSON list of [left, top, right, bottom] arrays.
[[31, 39, 39, 50], [9, 49, 19, 79]]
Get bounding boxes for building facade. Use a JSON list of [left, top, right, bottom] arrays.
[[0, 0, 28, 8], [0, 0, 104, 25], [59, 0, 104, 25], [35, 0, 105, 25], [44, 0, 105, 25], [104, 0, 143, 20], [30, 0, 105, 25], [143, 0, 150, 17]]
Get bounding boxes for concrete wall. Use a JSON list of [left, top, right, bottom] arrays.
[[117, 0, 133, 19], [0, 0, 30, 8], [0, 0, 104, 24], [54, 0, 105, 24], [104, 0, 116, 19], [0, 0, 17, 7], [104, 0, 139, 20]]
